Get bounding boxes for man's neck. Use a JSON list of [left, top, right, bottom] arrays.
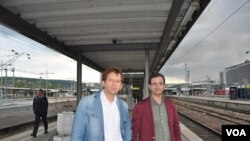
[[151, 94, 163, 104], [104, 90, 116, 103]]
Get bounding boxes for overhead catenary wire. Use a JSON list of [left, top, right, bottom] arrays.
[[161, 0, 250, 82], [0, 26, 77, 79], [172, 0, 249, 65]]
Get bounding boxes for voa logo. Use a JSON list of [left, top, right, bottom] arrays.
[[226, 129, 246, 136]]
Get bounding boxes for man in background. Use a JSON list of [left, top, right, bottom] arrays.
[[31, 89, 49, 137]]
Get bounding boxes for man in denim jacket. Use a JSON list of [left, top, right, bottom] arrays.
[[71, 67, 131, 141]]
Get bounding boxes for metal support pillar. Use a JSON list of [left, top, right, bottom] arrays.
[[77, 52, 82, 105], [144, 50, 149, 98], [0, 61, 3, 103], [128, 74, 133, 110]]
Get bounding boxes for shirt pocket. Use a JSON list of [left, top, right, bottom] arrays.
[[86, 111, 101, 135], [86, 111, 98, 127]]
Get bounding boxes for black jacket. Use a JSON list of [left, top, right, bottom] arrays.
[[33, 96, 48, 114]]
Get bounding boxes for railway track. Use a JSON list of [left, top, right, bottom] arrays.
[[174, 99, 250, 134], [179, 113, 221, 141]]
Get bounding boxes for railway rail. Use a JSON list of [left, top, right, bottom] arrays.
[[174, 99, 250, 136], [179, 113, 221, 141]]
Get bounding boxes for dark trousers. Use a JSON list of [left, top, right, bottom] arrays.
[[32, 112, 48, 135]]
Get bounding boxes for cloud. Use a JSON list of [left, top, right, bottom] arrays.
[[165, 76, 185, 84], [161, 0, 250, 82], [0, 25, 101, 82]]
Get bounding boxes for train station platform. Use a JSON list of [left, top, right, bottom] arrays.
[[1, 120, 202, 141], [0, 97, 203, 141], [0, 97, 76, 140]]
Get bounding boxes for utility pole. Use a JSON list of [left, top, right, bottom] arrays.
[[207, 75, 211, 95], [187, 70, 190, 97], [185, 63, 187, 84], [39, 76, 42, 89], [185, 63, 188, 96], [4, 68, 7, 87], [40, 71, 54, 96], [0, 50, 31, 102], [10, 68, 15, 99], [71, 78, 74, 95], [67, 77, 75, 96], [11, 68, 15, 87]]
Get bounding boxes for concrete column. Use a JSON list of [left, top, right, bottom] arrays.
[[77, 52, 82, 105], [144, 50, 149, 98]]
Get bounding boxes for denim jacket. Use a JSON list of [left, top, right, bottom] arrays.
[[71, 91, 132, 141]]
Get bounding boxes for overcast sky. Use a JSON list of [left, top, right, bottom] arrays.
[[1, 0, 250, 83], [160, 0, 250, 83], [0, 26, 101, 83]]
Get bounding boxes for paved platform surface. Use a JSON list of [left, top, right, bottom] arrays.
[[1, 121, 203, 141], [0, 97, 204, 141], [1, 122, 57, 141], [0, 97, 76, 110], [180, 122, 203, 141], [0, 97, 76, 130], [0, 107, 74, 130]]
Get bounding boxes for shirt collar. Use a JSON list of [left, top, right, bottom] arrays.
[[100, 90, 117, 104], [150, 95, 164, 105]]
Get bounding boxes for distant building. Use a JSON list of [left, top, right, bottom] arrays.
[[225, 60, 250, 85], [166, 81, 219, 95], [219, 72, 224, 85]]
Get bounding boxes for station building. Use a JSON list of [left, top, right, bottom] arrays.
[[225, 60, 250, 86]]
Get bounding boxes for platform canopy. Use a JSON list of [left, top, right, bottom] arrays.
[[0, 0, 210, 89]]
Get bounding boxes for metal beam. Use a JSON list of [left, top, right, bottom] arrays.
[[0, 5, 74, 59], [0, 5, 105, 74], [81, 55, 104, 72], [151, 0, 211, 73], [150, 0, 184, 74], [0, 6, 108, 82], [20, 4, 171, 19], [123, 69, 144, 73], [70, 43, 159, 52]]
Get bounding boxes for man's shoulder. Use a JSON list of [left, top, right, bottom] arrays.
[[164, 96, 174, 103], [135, 97, 150, 107], [77, 92, 101, 112], [163, 96, 176, 108], [117, 97, 128, 107], [81, 94, 94, 102], [80, 92, 100, 103]]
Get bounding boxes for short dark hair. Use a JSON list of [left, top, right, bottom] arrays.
[[148, 73, 165, 85], [102, 66, 124, 83], [38, 89, 44, 93]]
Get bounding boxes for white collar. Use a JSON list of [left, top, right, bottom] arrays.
[[100, 90, 117, 104]]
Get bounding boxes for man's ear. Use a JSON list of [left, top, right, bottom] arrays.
[[101, 80, 105, 88], [120, 84, 123, 90], [148, 85, 152, 91]]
